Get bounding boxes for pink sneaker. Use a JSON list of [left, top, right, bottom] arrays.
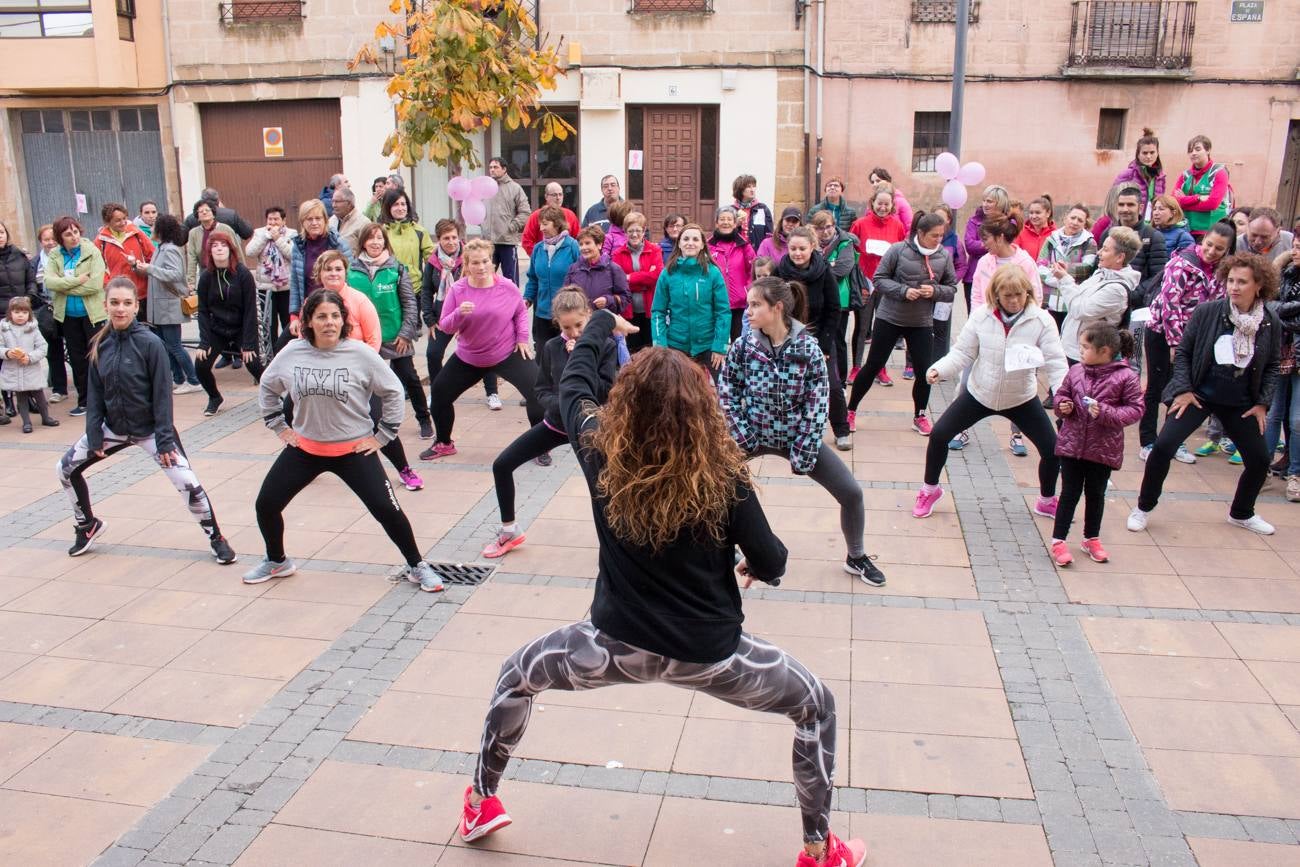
[[1081, 538, 1110, 563], [913, 485, 944, 518], [847, 365, 861, 385], [911, 413, 932, 436], [460, 785, 512, 842], [482, 530, 526, 559], [1050, 540, 1074, 567], [397, 467, 424, 491], [1034, 495, 1059, 518], [419, 441, 457, 461], [795, 832, 867, 867], [875, 369, 894, 387], [846, 410, 857, 433]]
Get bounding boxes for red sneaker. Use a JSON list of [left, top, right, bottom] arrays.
[[911, 413, 932, 436], [795, 832, 867, 867], [1081, 538, 1109, 563], [847, 365, 861, 385], [846, 410, 857, 433], [875, 369, 893, 387], [460, 785, 512, 842]]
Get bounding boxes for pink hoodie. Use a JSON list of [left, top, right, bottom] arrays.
[[439, 275, 530, 367]]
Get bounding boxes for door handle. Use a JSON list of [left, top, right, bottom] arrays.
[[665, 186, 679, 192]]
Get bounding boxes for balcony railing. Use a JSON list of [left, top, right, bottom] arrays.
[[218, 1, 305, 25], [1068, 1, 1195, 70], [911, 0, 980, 24], [629, 0, 714, 13]]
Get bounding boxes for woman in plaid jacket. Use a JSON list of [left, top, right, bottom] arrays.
[[720, 276, 885, 587]]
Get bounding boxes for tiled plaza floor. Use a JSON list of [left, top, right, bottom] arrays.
[[0, 344, 1298, 866]]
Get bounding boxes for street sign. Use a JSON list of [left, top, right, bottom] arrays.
[[262, 127, 284, 158], [1230, 0, 1263, 22]]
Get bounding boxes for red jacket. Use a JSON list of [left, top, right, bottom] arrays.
[[1016, 220, 1055, 263], [95, 224, 154, 299], [1053, 360, 1143, 470], [849, 213, 905, 279], [521, 207, 580, 256], [611, 242, 664, 317]]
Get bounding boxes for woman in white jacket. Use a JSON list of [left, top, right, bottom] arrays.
[[914, 265, 1068, 518]]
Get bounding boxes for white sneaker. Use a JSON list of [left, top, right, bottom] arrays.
[[1228, 514, 1275, 535], [1126, 507, 1149, 532], [173, 382, 203, 395], [486, 394, 503, 411], [1174, 444, 1197, 464], [1139, 445, 1152, 462]]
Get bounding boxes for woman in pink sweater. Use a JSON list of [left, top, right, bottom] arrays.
[[423, 240, 542, 459]]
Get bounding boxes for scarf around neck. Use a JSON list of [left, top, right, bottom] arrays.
[[435, 245, 458, 301], [1227, 300, 1264, 369]]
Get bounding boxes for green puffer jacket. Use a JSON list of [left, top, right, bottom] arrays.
[[650, 257, 730, 356], [346, 253, 418, 360]]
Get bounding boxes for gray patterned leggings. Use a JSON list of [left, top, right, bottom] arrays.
[[474, 620, 837, 842]]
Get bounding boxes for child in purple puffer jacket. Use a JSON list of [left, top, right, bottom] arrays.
[[1050, 322, 1143, 567]]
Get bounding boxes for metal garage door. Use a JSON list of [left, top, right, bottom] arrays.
[[200, 99, 343, 229]]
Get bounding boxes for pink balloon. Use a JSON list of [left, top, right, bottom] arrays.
[[447, 176, 471, 202], [941, 180, 968, 210], [471, 175, 499, 200], [956, 161, 986, 186], [934, 152, 960, 181], [461, 198, 487, 225]]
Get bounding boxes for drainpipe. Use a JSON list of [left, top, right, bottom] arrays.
[[802, 0, 811, 203], [815, 0, 825, 196], [160, 0, 181, 208]]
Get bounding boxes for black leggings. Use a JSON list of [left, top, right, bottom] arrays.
[[848, 318, 933, 416], [835, 312, 852, 383], [852, 300, 872, 369], [195, 335, 264, 401], [926, 390, 1059, 496], [269, 291, 291, 338], [255, 446, 422, 565], [1140, 328, 1173, 447], [1138, 400, 1269, 519], [431, 352, 542, 445], [426, 326, 497, 406], [1053, 456, 1112, 541], [389, 355, 430, 422], [61, 315, 97, 409], [493, 423, 569, 523]]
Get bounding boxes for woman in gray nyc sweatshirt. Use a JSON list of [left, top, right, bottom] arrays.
[[241, 289, 444, 592]]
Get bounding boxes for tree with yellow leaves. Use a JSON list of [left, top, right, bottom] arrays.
[[350, 0, 575, 169]]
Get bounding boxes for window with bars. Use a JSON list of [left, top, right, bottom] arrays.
[[0, 2, 93, 38], [1096, 108, 1127, 150], [911, 0, 980, 23], [912, 111, 951, 173], [218, 1, 306, 25], [629, 0, 714, 13]]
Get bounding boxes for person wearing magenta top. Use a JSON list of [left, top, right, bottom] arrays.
[[708, 206, 757, 340], [1174, 135, 1232, 239], [1112, 128, 1166, 222], [962, 185, 1010, 312], [757, 206, 802, 262], [423, 240, 542, 459]]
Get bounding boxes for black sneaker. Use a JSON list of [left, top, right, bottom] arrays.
[[534, 452, 553, 467], [230, 356, 243, 370], [69, 518, 105, 557], [210, 535, 237, 564], [204, 398, 224, 417], [844, 554, 886, 587], [215, 355, 231, 369], [69, 405, 86, 417], [418, 417, 434, 440]]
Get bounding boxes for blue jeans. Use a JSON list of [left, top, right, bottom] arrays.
[[1266, 372, 1300, 476], [156, 324, 199, 386]]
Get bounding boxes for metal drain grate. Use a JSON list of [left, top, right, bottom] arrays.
[[427, 562, 496, 586]]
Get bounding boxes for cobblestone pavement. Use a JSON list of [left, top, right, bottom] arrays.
[[0, 355, 1298, 866]]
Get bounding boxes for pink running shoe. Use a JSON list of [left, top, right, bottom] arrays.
[[419, 441, 457, 461], [847, 365, 861, 385], [846, 410, 857, 433], [397, 467, 424, 491], [911, 413, 932, 436], [913, 485, 944, 518], [1050, 540, 1074, 567], [875, 368, 894, 387], [1081, 538, 1110, 563], [1034, 495, 1059, 518], [460, 785, 512, 842], [794, 832, 867, 867], [482, 530, 526, 559]]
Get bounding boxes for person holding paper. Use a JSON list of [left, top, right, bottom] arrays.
[[913, 265, 1067, 519], [1051, 227, 1142, 365], [1128, 253, 1283, 536]]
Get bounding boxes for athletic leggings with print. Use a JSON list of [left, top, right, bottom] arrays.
[[57, 426, 219, 538], [474, 619, 837, 843]]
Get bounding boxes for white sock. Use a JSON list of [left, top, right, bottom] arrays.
[[502, 522, 519, 535]]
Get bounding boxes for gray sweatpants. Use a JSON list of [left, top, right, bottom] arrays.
[[754, 444, 865, 557], [474, 620, 837, 842]]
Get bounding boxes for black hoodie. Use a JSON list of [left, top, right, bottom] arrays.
[[0, 244, 36, 316]]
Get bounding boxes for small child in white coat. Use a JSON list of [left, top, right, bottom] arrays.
[[0, 296, 59, 433]]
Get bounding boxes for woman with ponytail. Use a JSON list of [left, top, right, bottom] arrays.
[[721, 276, 884, 586], [1112, 128, 1166, 222]]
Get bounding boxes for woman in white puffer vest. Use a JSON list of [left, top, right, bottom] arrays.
[[913, 264, 1068, 520]]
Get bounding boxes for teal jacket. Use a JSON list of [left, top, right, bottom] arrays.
[[650, 257, 730, 356]]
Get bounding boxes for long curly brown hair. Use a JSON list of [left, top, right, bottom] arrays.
[[585, 347, 750, 551]]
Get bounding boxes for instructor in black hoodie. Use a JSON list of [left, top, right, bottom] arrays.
[[457, 310, 866, 867], [775, 226, 851, 448]]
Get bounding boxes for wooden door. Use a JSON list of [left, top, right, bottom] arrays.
[[199, 99, 342, 229], [1277, 120, 1300, 227], [646, 107, 699, 228]]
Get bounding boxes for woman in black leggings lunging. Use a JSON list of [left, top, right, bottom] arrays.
[[459, 308, 866, 867]]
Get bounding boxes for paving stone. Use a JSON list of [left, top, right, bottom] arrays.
[[866, 790, 928, 816], [221, 760, 277, 794], [580, 765, 643, 793], [192, 824, 260, 864], [330, 739, 390, 765], [243, 776, 303, 813], [134, 797, 200, 835], [1176, 811, 1248, 839], [149, 823, 213, 864], [664, 773, 709, 798], [999, 798, 1041, 825], [511, 759, 561, 784], [186, 790, 246, 829], [1240, 815, 1298, 844], [294, 729, 346, 759], [92, 846, 146, 867], [227, 809, 274, 827]]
